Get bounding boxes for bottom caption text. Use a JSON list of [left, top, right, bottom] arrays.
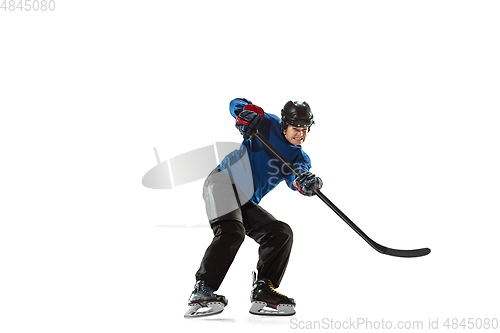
[[290, 317, 499, 330]]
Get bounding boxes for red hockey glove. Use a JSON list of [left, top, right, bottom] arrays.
[[235, 104, 265, 140]]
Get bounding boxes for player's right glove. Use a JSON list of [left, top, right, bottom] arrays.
[[235, 104, 265, 140], [293, 172, 323, 196]]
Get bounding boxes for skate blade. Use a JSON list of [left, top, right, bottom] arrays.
[[184, 302, 225, 318], [249, 301, 295, 316]]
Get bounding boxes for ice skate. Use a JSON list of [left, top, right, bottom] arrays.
[[249, 272, 295, 316], [184, 281, 228, 318]]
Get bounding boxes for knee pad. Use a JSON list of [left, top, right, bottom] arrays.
[[212, 220, 246, 246], [274, 221, 293, 241]]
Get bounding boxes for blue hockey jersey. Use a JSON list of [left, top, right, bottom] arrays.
[[218, 98, 312, 204]]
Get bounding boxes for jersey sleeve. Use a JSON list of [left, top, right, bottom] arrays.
[[284, 152, 312, 191], [229, 98, 253, 119]]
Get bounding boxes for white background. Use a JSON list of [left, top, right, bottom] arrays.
[[1, 1, 499, 332]]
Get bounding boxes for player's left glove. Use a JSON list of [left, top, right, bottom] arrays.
[[235, 104, 265, 140], [293, 172, 323, 196]]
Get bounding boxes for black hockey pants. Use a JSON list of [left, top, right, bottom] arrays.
[[195, 202, 293, 291]]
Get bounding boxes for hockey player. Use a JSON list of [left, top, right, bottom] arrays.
[[184, 98, 323, 318]]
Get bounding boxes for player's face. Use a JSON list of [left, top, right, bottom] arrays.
[[283, 126, 308, 145]]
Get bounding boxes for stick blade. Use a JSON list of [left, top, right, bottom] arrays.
[[382, 247, 431, 258]]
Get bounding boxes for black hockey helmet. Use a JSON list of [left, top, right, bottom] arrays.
[[281, 101, 314, 131]]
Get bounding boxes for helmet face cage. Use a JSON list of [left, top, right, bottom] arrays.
[[281, 101, 314, 132]]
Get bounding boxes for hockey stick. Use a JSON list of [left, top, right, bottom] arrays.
[[254, 132, 431, 258]]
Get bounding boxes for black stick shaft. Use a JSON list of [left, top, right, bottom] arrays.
[[254, 132, 430, 258], [255, 132, 380, 248]]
